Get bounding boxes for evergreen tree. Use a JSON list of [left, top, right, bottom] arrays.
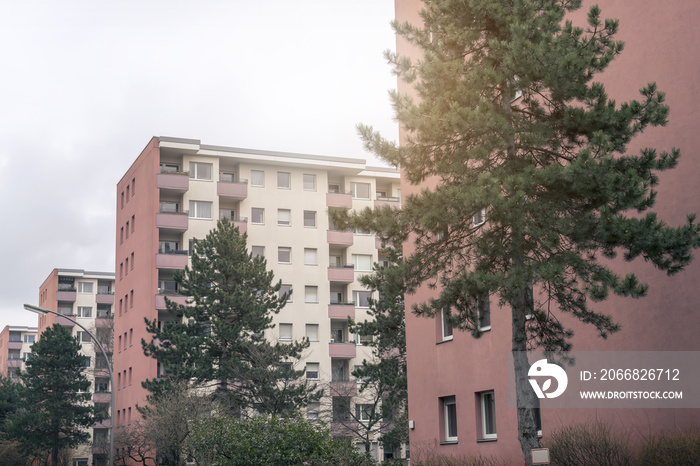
[[143, 217, 319, 415], [339, 0, 700, 463], [5, 324, 97, 466], [350, 245, 408, 453]]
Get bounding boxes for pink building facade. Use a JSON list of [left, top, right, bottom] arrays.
[[396, 0, 700, 462]]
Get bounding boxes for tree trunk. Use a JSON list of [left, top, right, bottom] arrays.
[[51, 446, 58, 466]]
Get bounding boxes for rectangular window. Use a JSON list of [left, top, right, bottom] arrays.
[[442, 396, 458, 442], [279, 323, 292, 341], [159, 241, 179, 254], [220, 208, 235, 221], [84, 357, 92, 368], [77, 282, 93, 294], [251, 246, 265, 258], [354, 291, 371, 308], [350, 182, 370, 199], [58, 304, 72, 316], [306, 362, 319, 380], [189, 201, 212, 219], [160, 201, 179, 213], [305, 324, 319, 342], [480, 391, 497, 439], [251, 208, 264, 224], [305, 286, 318, 303], [306, 401, 320, 420], [441, 309, 454, 341], [76, 306, 92, 318], [120, 227, 124, 244], [278, 209, 291, 226], [130, 252, 134, 270], [220, 172, 235, 182], [303, 174, 316, 191], [189, 162, 212, 180], [278, 247, 291, 264], [24, 335, 35, 344], [131, 215, 135, 232], [160, 163, 179, 173], [478, 292, 491, 331], [356, 404, 374, 421], [473, 208, 486, 226], [251, 170, 265, 187], [303, 210, 316, 228], [279, 285, 292, 302], [304, 248, 317, 265], [353, 254, 372, 271], [125, 221, 129, 239], [277, 172, 291, 189]]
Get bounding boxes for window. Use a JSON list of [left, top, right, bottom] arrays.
[[220, 172, 235, 182], [76, 331, 91, 343], [126, 185, 129, 201], [473, 208, 486, 226], [160, 201, 179, 213], [305, 324, 319, 342], [306, 362, 319, 379], [279, 323, 292, 341], [480, 391, 497, 440], [220, 208, 235, 221], [58, 304, 72, 316], [8, 332, 21, 342], [125, 221, 129, 238], [356, 404, 374, 422], [73, 459, 89, 466], [328, 183, 340, 193], [252, 246, 265, 258], [8, 350, 20, 360], [77, 306, 92, 318], [277, 172, 291, 189], [305, 286, 318, 303], [189, 162, 212, 180], [131, 215, 135, 232], [278, 247, 291, 264], [279, 285, 292, 302], [97, 304, 111, 318], [350, 182, 370, 199], [354, 291, 371, 308], [353, 254, 372, 271], [441, 309, 454, 341], [251, 170, 264, 187], [278, 209, 291, 226], [22, 352, 32, 361], [24, 335, 35, 344], [442, 395, 458, 442], [160, 163, 179, 172], [303, 174, 316, 191], [304, 248, 317, 265], [478, 292, 491, 331], [251, 208, 264, 224], [333, 397, 351, 422], [120, 227, 124, 244], [306, 402, 320, 420], [189, 201, 212, 219], [303, 210, 316, 227], [77, 282, 93, 294], [84, 357, 92, 368], [159, 241, 179, 254]]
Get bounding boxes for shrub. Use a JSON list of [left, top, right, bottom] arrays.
[[544, 422, 634, 466], [636, 430, 700, 465], [410, 441, 508, 466]]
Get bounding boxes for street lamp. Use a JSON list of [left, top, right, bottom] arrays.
[[24, 304, 115, 466]]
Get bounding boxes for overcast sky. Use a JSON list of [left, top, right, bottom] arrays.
[[0, 1, 400, 329]]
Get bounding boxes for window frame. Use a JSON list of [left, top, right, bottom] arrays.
[[277, 171, 291, 189], [478, 292, 491, 331], [473, 208, 486, 227], [303, 174, 317, 191], [442, 395, 458, 443], [354, 290, 371, 308], [77, 282, 93, 294], [279, 284, 292, 302], [250, 170, 265, 187], [304, 248, 317, 265], [251, 207, 264, 225], [189, 162, 213, 181], [305, 286, 318, 303], [189, 200, 213, 220], [305, 362, 319, 380], [279, 323, 293, 341], [278, 247, 292, 264], [353, 254, 372, 272], [480, 390, 497, 440], [76, 306, 92, 318], [305, 324, 319, 342], [278, 209, 291, 226], [350, 182, 371, 200], [303, 210, 317, 228], [441, 309, 454, 341], [251, 246, 265, 258]]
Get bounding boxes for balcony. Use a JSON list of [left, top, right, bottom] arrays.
[[328, 303, 355, 320], [93, 392, 111, 404], [56, 290, 76, 302], [7, 359, 22, 368], [329, 380, 357, 397], [56, 315, 76, 327], [328, 265, 354, 283], [217, 179, 248, 200], [7, 341, 22, 350], [156, 211, 188, 232], [93, 418, 112, 429], [374, 196, 401, 209], [157, 172, 189, 192], [155, 293, 188, 311], [95, 292, 114, 305], [95, 317, 112, 328], [156, 251, 189, 270], [229, 217, 248, 235], [327, 230, 353, 247], [326, 192, 352, 209], [329, 342, 356, 359]]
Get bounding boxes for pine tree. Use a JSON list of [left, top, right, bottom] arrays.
[[5, 324, 96, 466], [143, 217, 319, 415], [341, 0, 700, 463]]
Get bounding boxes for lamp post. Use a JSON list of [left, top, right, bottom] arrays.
[[24, 304, 115, 466]]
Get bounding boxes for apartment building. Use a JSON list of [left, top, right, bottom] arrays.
[[0, 325, 38, 380], [115, 136, 400, 461], [37, 268, 115, 466], [395, 0, 700, 463]]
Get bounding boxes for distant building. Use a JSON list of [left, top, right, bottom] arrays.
[[114, 137, 401, 462], [395, 0, 700, 463], [0, 325, 37, 380], [37, 268, 115, 466]]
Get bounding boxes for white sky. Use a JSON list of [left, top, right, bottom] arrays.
[[0, 1, 400, 328]]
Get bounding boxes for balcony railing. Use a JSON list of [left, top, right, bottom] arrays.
[[217, 179, 248, 199], [157, 171, 189, 192], [328, 302, 356, 320], [326, 192, 353, 209], [156, 251, 189, 270], [156, 210, 189, 231], [328, 265, 354, 283]]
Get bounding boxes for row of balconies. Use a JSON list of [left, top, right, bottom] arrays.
[[54, 290, 114, 304]]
